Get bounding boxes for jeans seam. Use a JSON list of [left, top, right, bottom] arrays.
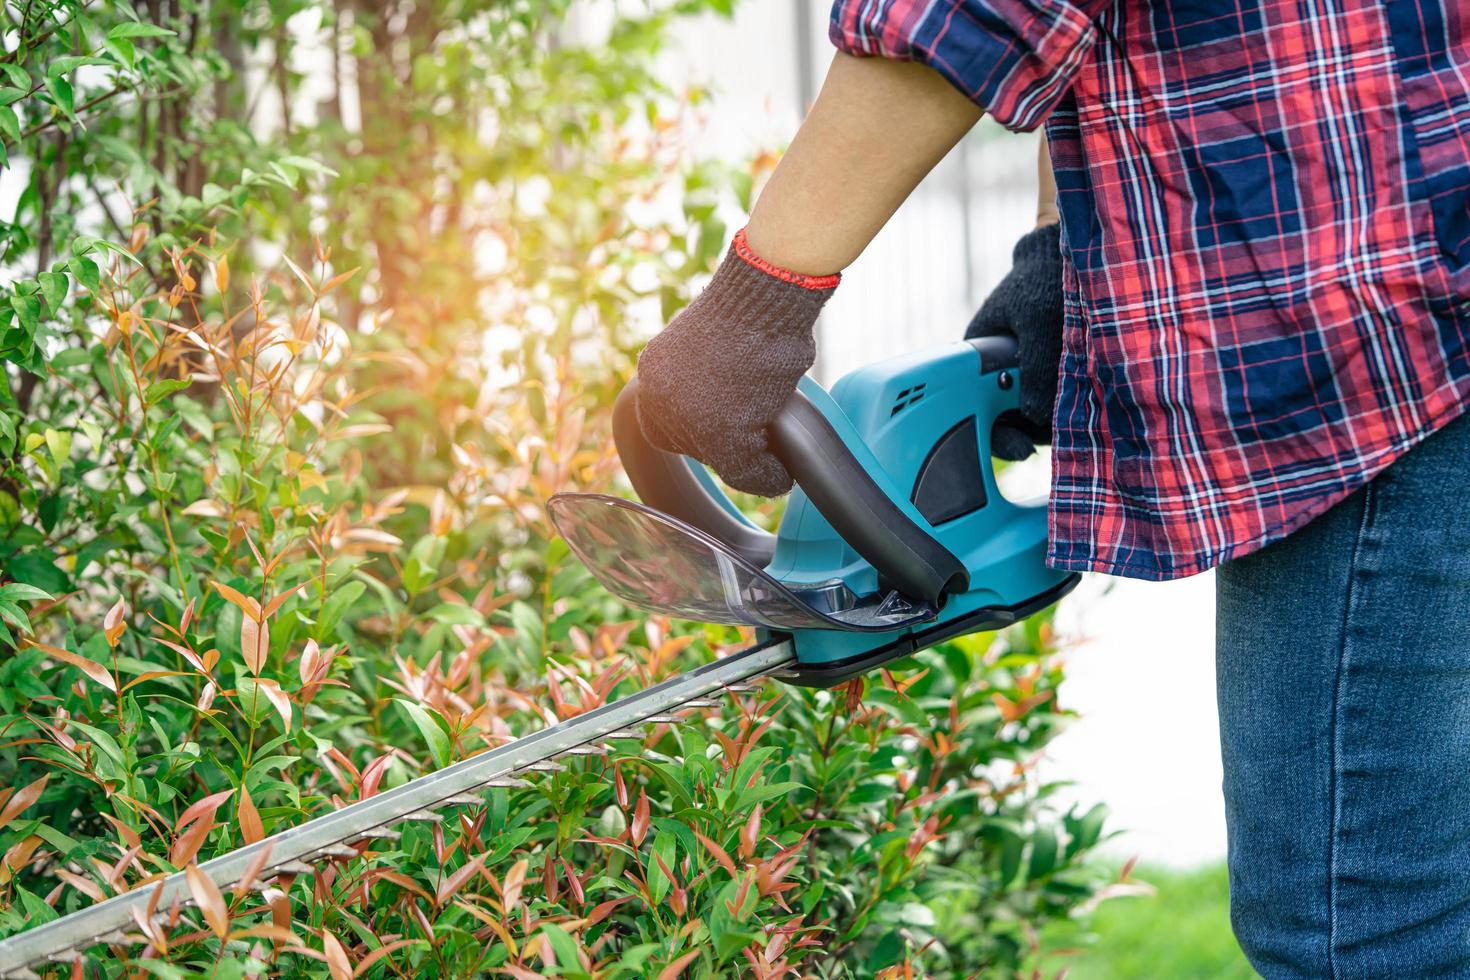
[[1327, 482, 1376, 980]]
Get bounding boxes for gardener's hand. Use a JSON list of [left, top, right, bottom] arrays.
[[636, 229, 839, 497], [965, 221, 1064, 461]]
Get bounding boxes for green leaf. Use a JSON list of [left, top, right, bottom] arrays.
[[393, 699, 451, 770], [36, 271, 67, 312], [539, 924, 583, 978], [277, 154, 338, 177], [71, 236, 143, 267], [68, 256, 100, 294], [0, 583, 53, 603], [16, 887, 57, 927], [44, 427, 72, 467], [47, 56, 110, 79], [107, 22, 177, 40], [104, 36, 136, 70], [144, 377, 192, 406], [43, 75, 75, 123], [0, 65, 29, 88], [10, 293, 41, 333], [1027, 825, 1058, 881], [316, 579, 365, 639], [0, 106, 18, 144], [423, 603, 484, 627]]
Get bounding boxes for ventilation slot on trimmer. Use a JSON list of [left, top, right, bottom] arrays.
[[889, 383, 927, 416]]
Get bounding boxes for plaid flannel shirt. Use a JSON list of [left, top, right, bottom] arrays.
[[831, 0, 1470, 580]]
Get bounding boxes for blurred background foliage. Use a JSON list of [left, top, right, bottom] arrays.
[[0, 0, 1127, 976]]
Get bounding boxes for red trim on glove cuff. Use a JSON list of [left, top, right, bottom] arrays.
[[732, 228, 841, 291]]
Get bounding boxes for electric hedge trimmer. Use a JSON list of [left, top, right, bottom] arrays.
[[0, 335, 1077, 976]]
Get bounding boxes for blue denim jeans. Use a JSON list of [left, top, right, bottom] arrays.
[[1217, 411, 1470, 978]]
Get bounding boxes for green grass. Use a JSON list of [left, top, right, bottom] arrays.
[[1043, 863, 1257, 979]]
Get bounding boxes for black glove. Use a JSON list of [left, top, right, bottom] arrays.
[[636, 230, 839, 497], [965, 222, 1064, 461]]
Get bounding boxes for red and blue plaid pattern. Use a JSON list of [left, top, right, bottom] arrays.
[[832, 0, 1470, 580]]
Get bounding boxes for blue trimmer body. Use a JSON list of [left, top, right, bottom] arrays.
[[548, 337, 1079, 687]]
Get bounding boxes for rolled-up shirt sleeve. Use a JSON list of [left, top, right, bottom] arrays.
[[829, 0, 1111, 131]]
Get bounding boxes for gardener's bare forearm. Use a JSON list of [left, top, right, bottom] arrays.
[[744, 53, 983, 276], [1036, 133, 1059, 227]]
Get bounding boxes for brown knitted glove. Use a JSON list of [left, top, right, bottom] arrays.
[[636, 229, 839, 497]]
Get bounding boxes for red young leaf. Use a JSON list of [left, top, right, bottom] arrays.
[[175, 789, 234, 833], [186, 863, 229, 938], [0, 775, 48, 833], [322, 929, 352, 980], [238, 786, 264, 845], [655, 949, 702, 980], [630, 790, 650, 847]]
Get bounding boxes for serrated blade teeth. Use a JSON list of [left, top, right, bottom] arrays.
[[439, 793, 483, 806], [680, 697, 720, 707], [484, 776, 529, 788], [521, 760, 564, 773], [351, 827, 402, 843], [401, 809, 444, 823], [723, 682, 758, 692], [99, 930, 130, 943], [274, 860, 317, 875], [642, 714, 680, 724], [562, 745, 608, 756], [314, 844, 359, 860], [603, 729, 644, 740]]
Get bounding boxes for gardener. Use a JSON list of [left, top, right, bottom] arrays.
[[634, 3, 1470, 977]]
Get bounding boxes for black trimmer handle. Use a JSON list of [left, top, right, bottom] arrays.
[[611, 381, 778, 567], [612, 380, 968, 606], [767, 397, 967, 604]]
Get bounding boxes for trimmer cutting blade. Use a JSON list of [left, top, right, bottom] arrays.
[[551, 336, 1079, 687]]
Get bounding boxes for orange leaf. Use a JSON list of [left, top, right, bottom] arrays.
[[103, 598, 127, 648], [55, 868, 104, 902], [739, 805, 762, 861], [263, 585, 303, 620], [435, 854, 487, 906], [121, 670, 190, 693], [214, 255, 229, 294], [235, 843, 274, 899], [241, 615, 269, 676], [186, 863, 229, 939], [282, 254, 315, 294], [28, 641, 116, 693], [630, 790, 649, 847], [255, 678, 292, 731], [352, 938, 420, 977], [655, 949, 702, 980], [229, 923, 296, 944], [372, 870, 431, 903], [170, 816, 213, 867], [212, 581, 262, 621], [176, 789, 234, 833], [238, 786, 264, 845], [503, 858, 528, 910], [299, 639, 322, 686], [693, 831, 737, 877], [314, 266, 359, 299], [0, 835, 43, 885], [322, 929, 352, 980], [0, 774, 48, 833]]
